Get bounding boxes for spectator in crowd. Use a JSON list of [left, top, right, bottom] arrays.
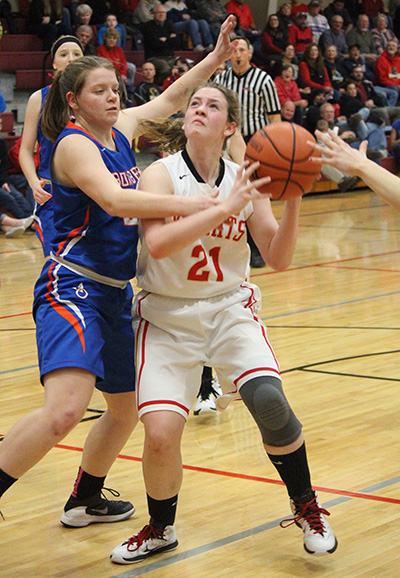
[[86, 0, 121, 26], [271, 43, 300, 80], [362, 0, 388, 21], [319, 14, 349, 59], [346, 14, 378, 65], [389, 0, 400, 16], [164, 0, 214, 52], [324, 0, 353, 34], [390, 115, 400, 166], [299, 43, 334, 99], [6, 136, 36, 211], [374, 39, 400, 102], [0, 213, 33, 238], [74, 4, 97, 44], [0, 0, 17, 34], [76, 24, 96, 55], [195, 0, 228, 44], [278, 2, 293, 28], [27, 0, 72, 51], [142, 3, 178, 59], [288, 12, 313, 55], [290, 0, 309, 19], [96, 28, 135, 104], [304, 87, 329, 131], [97, 12, 128, 48], [307, 0, 329, 43], [315, 118, 360, 190], [224, 0, 261, 41], [227, 12, 247, 38], [260, 14, 289, 63], [371, 13, 397, 54], [0, 139, 34, 221], [162, 56, 190, 90], [274, 64, 308, 124], [132, 0, 160, 26], [349, 63, 400, 122], [342, 43, 374, 80], [280, 98, 297, 122], [324, 44, 345, 91], [133, 60, 162, 105], [340, 80, 385, 128]]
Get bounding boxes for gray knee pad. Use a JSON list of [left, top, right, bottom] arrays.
[[240, 376, 302, 447]]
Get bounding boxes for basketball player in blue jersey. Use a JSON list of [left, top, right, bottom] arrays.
[[0, 17, 239, 534], [110, 84, 337, 564], [19, 36, 84, 257]]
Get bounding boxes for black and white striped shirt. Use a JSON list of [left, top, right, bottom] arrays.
[[214, 65, 281, 138]]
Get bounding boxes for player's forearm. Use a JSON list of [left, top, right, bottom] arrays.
[[263, 197, 302, 270], [358, 161, 400, 212]]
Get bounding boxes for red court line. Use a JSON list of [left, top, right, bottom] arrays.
[[0, 312, 32, 320], [53, 442, 400, 506]]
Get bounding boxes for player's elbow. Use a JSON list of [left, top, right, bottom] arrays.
[[145, 236, 169, 260]]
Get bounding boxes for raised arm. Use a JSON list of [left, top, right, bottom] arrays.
[[114, 15, 239, 141], [313, 129, 400, 212]]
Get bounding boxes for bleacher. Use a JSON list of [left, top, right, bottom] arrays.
[[0, 16, 397, 190]]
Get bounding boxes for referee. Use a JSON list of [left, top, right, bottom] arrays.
[[214, 36, 281, 267]]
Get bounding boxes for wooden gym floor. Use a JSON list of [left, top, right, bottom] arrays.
[[1, 187, 400, 577]]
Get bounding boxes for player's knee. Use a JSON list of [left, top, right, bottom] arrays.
[[48, 407, 85, 438], [240, 376, 302, 446]]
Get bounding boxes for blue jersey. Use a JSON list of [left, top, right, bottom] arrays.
[[50, 121, 140, 280]]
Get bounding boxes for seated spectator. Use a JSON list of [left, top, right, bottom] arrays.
[[342, 43, 374, 81], [6, 136, 37, 212], [270, 44, 300, 80], [324, 44, 345, 91], [164, 0, 214, 52], [96, 28, 135, 104], [0, 214, 33, 238], [27, 0, 72, 51], [278, 3, 293, 29], [349, 63, 400, 121], [319, 14, 348, 59], [274, 64, 308, 124], [97, 13, 128, 48], [195, 0, 228, 44], [75, 24, 96, 55], [362, 0, 388, 21], [118, 0, 142, 41], [346, 14, 378, 65], [390, 116, 400, 166], [304, 88, 329, 131], [316, 119, 360, 190], [133, 60, 163, 105], [86, 0, 121, 26], [280, 99, 297, 122], [260, 14, 288, 62], [374, 39, 400, 103], [74, 4, 97, 44], [224, 0, 261, 41], [0, 138, 33, 222], [228, 12, 247, 38], [307, 0, 329, 43], [299, 43, 334, 99], [290, 0, 309, 19], [142, 3, 178, 59], [0, 0, 17, 34], [340, 80, 386, 127], [371, 14, 397, 55], [288, 12, 313, 55], [162, 56, 190, 90], [132, 0, 160, 25], [324, 0, 353, 34]]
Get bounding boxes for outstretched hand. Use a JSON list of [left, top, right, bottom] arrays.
[[311, 130, 368, 176], [212, 15, 240, 63], [225, 161, 271, 215]]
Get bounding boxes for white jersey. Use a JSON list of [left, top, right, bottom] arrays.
[[136, 149, 253, 299]]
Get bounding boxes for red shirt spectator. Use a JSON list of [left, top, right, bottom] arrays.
[[96, 32, 128, 77], [362, 0, 386, 19], [290, 1, 309, 18], [274, 74, 302, 104], [288, 13, 313, 53], [225, 0, 255, 29], [374, 41, 400, 86]]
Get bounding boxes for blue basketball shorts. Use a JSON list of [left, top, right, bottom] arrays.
[[33, 260, 135, 393]]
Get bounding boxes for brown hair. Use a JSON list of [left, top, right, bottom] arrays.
[[42, 56, 120, 142], [138, 83, 240, 154]]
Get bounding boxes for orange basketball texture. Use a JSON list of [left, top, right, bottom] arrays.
[[245, 122, 321, 200]]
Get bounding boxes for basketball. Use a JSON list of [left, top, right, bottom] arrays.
[[245, 122, 321, 200]]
